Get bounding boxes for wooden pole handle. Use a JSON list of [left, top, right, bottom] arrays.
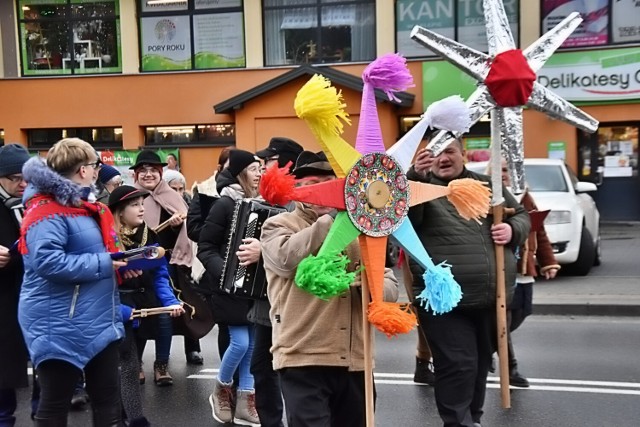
[[360, 271, 375, 427], [493, 203, 511, 409]]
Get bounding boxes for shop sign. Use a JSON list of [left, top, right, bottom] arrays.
[[98, 149, 179, 185], [547, 141, 566, 160], [538, 47, 640, 102], [141, 16, 192, 71]]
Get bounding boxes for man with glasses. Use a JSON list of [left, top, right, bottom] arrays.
[[96, 164, 123, 204], [0, 143, 31, 427]]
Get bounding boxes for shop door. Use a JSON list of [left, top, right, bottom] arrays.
[[578, 124, 640, 221]]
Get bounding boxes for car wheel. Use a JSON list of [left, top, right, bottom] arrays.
[[593, 232, 602, 266], [565, 227, 595, 276]]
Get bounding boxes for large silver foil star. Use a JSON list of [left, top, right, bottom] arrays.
[[411, 0, 599, 197]]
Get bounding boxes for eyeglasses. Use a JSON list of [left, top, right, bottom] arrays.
[[85, 161, 102, 170], [5, 174, 25, 183], [111, 180, 124, 187], [138, 167, 160, 176]]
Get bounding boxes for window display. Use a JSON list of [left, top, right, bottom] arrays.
[[138, 0, 245, 71], [263, 0, 375, 66], [18, 1, 121, 76]]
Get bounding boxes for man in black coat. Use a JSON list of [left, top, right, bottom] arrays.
[[407, 136, 530, 427], [0, 144, 31, 427]]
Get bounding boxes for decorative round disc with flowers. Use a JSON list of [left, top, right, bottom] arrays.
[[345, 153, 409, 237], [260, 53, 492, 337]]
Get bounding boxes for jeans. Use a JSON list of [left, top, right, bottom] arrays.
[[36, 341, 122, 426], [0, 389, 17, 427], [218, 325, 255, 391], [136, 313, 173, 363]]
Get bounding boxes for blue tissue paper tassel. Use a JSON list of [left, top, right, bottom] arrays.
[[417, 261, 463, 315]]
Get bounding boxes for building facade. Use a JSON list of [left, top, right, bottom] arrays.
[[1, 1, 639, 219]]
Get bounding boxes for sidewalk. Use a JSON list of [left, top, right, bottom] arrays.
[[532, 222, 640, 317]]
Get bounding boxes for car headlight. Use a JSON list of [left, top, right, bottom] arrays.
[[544, 210, 572, 225]]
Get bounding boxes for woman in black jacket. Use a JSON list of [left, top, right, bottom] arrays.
[[198, 149, 262, 426]]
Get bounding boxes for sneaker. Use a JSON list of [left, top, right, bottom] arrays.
[[186, 351, 204, 365], [210, 378, 234, 424], [233, 389, 260, 427], [509, 369, 530, 388], [153, 361, 173, 386], [70, 387, 89, 410], [413, 357, 435, 385]]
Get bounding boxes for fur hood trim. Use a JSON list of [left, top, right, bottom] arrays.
[[22, 156, 87, 206], [193, 173, 219, 198]]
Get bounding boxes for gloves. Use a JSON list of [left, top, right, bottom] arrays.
[[120, 305, 134, 323]]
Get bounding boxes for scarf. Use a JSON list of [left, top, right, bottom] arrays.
[[0, 185, 24, 227], [220, 183, 246, 201], [136, 179, 193, 267], [19, 193, 120, 255]]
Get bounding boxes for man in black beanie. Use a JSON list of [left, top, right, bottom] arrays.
[[0, 143, 31, 426]]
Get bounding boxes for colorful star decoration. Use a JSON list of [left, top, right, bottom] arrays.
[[260, 54, 492, 337], [411, 0, 599, 195]]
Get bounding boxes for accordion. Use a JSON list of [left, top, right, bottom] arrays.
[[220, 199, 286, 300]]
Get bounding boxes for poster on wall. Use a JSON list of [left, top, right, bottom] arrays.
[[537, 47, 640, 102], [193, 12, 245, 69], [547, 141, 567, 160], [458, 0, 519, 52], [396, 0, 455, 58], [465, 138, 491, 163], [542, 0, 609, 48], [98, 149, 179, 185], [141, 16, 192, 71], [611, 0, 640, 44]]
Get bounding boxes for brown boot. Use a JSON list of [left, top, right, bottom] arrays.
[[209, 378, 234, 424], [153, 360, 173, 386], [233, 389, 260, 426]]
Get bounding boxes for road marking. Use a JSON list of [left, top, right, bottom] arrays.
[[188, 369, 640, 396]]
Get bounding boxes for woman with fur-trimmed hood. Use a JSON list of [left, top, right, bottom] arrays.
[[19, 138, 125, 426]]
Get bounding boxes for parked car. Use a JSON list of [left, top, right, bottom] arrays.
[[465, 159, 600, 275]]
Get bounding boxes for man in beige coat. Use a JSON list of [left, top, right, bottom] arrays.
[[260, 151, 399, 427]]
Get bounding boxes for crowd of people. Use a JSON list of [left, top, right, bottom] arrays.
[[0, 131, 559, 427]]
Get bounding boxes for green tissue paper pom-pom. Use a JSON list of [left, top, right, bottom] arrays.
[[295, 253, 355, 300]]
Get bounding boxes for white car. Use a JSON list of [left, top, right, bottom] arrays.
[[466, 158, 601, 276]]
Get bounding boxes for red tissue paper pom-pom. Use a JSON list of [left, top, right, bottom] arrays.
[[259, 162, 296, 206]]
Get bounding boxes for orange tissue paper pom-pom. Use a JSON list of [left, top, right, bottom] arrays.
[[367, 301, 417, 338], [259, 162, 296, 206]]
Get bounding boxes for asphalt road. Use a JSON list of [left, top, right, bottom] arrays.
[[14, 314, 640, 427]]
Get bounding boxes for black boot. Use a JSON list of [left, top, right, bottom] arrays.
[[92, 405, 125, 427], [413, 357, 435, 385], [129, 416, 151, 427], [33, 415, 68, 427], [509, 367, 530, 388]]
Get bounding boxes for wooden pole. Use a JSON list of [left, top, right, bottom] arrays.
[[360, 271, 375, 426], [492, 203, 511, 408]]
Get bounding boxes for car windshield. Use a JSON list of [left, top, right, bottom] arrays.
[[524, 165, 568, 192]]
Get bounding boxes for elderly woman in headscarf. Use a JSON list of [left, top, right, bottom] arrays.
[[130, 150, 192, 386], [163, 169, 191, 206]]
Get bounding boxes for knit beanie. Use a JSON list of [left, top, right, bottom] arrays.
[[0, 144, 31, 177], [98, 164, 121, 185], [228, 149, 259, 177]]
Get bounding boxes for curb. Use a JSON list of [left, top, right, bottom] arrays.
[[533, 303, 640, 317]]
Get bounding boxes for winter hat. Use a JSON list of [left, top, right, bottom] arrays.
[[163, 169, 186, 185], [256, 137, 304, 171], [0, 143, 31, 177], [98, 164, 121, 185], [228, 149, 259, 177], [130, 150, 167, 170], [108, 185, 149, 210], [292, 151, 334, 179]]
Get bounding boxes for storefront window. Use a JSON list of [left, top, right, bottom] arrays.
[[396, 0, 520, 58], [263, 0, 376, 66], [596, 125, 639, 178], [18, 0, 122, 76], [138, 0, 245, 72], [27, 127, 123, 149], [542, 0, 640, 49], [145, 124, 235, 146]]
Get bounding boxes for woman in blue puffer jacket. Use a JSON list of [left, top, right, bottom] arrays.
[[18, 138, 126, 427]]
